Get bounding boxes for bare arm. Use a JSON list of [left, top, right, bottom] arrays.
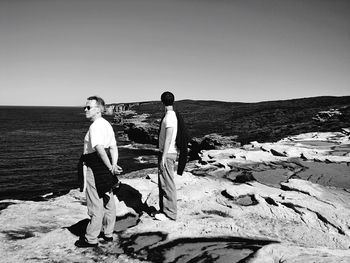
[[109, 144, 122, 174], [109, 144, 118, 167], [95, 144, 122, 174]]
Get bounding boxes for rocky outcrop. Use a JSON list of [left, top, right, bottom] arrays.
[[188, 133, 241, 160], [124, 121, 159, 145], [1, 130, 349, 262], [122, 113, 159, 145], [313, 105, 350, 124], [105, 103, 141, 115]]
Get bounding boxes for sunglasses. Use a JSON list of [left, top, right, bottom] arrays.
[[83, 106, 97, 111]]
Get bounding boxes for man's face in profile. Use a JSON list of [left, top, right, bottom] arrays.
[[84, 100, 100, 120]]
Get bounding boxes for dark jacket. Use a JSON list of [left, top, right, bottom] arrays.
[[159, 110, 189, 175], [77, 151, 118, 198], [175, 111, 188, 175]]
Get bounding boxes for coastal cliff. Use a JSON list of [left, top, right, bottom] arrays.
[[1, 130, 350, 262], [117, 97, 350, 161], [118, 96, 350, 145]]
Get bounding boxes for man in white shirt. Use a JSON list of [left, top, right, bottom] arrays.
[[75, 96, 121, 248], [155, 91, 178, 221]]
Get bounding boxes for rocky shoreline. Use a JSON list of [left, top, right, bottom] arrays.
[[0, 130, 350, 262]]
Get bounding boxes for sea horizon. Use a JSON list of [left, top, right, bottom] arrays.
[[0, 106, 158, 201]]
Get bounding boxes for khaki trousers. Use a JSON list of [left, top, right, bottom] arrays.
[[158, 153, 177, 220], [85, 167, 116, 244]]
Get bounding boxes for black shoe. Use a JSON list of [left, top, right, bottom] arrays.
[[75, 238, 98, 248], [98, 232, 113, 242]]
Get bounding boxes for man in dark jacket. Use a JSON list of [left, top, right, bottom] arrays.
[[155, 91, 188, 221]]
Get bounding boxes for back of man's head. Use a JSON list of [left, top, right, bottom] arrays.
[[161, 91, 175, 106]]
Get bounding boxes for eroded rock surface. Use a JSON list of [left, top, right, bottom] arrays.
[[0, 130, 350, 262]]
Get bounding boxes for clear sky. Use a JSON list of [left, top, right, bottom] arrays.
[[1, 0, 349, 106]]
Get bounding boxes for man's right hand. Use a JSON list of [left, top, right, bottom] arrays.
[[112, 165, 123, 175]]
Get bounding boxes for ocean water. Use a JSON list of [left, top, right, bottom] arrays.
[[0, 106, 157, 201]]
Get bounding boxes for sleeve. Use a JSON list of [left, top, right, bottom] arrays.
[[165, 113, 177, 128], [89, 122, 105, 149]]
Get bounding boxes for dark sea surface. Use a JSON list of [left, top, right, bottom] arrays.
[[0, 106, 157, 201]]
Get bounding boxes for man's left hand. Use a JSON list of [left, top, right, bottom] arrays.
[[161, 156, 166, 168]]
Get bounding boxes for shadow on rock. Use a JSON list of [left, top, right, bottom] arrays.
[[67, 213, 141, 237], [229, 171, 256, 184], [66, 218, 89, 237], [119, 232, 278, 263], [113, 182, 157, 216], [221, 190, 259, 206], [3, 225, 56, 240], [0, 202, 16, 212], [67, 182, 156, 237], [114, 213, 139, 233]]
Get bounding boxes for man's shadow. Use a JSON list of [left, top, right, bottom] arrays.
[[67, 182, 157, 237], [114, 182, 157, 216]]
